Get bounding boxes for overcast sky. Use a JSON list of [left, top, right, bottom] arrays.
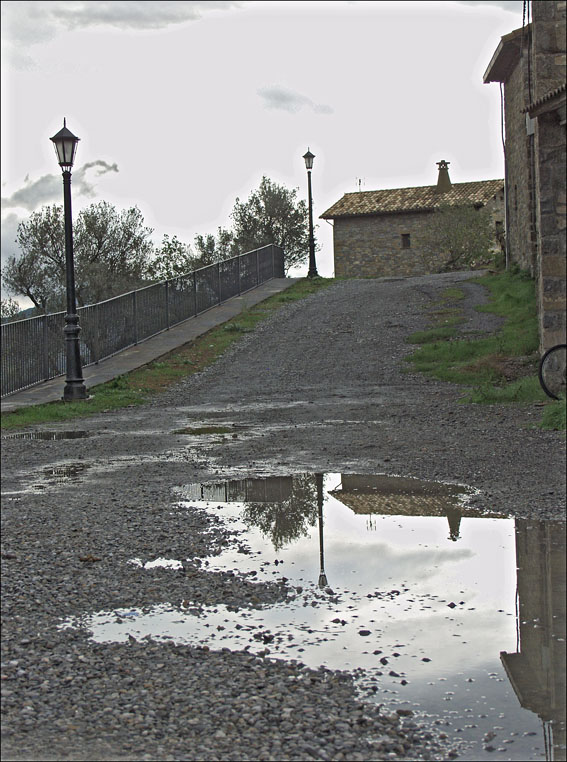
[[1, 0, 524, 303]]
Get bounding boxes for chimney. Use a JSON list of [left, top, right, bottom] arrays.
[[436, 159, 452, 193]]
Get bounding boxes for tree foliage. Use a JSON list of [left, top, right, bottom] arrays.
[[2, 201, 154, 312], [240, 474, 319, 552], [2, 176, 315, 315], [419, 204, 499, 272], [0, 297, 21, 323], [229, 176, 314, 273], [146, 235, 197, 281], [193, 227, 237, 267]]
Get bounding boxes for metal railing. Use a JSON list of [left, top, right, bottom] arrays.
[[1, 244, 284, 397]]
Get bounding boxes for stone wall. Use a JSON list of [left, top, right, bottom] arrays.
[[531, 0, 566, 100], [333, 195, 504, 279], [534, 110, 566, 351], [532, 0, 566, 352], [333, 212, 440, 278], [504, 53, 539, 275]]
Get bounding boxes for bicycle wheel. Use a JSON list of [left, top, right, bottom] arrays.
[[538, 344, 566, 400]]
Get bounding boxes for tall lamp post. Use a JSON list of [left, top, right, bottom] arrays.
[[303, 148, 318, 278], [50, 119, 88, 401]]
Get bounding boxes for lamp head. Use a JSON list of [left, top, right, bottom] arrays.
[[303, 148, 315, 170], [50, 118, 80, 170]]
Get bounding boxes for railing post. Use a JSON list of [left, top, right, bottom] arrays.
[[271, 244, 275, 278], [93, 306, 100, 364], [256, 248, 260, 286], [132, 290, 138, 345], [238, 255, 241, 295], [193, 271, 198, 316], [165, 280, 170, 329], [217, 262, 222, 304], [42, 315, 49, 381]]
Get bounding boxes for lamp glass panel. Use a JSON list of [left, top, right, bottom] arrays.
[[55, 137, 78, 166]]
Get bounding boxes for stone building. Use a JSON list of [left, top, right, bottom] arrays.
[[484, 1, 566, 351], [320, 162, 504, 279]]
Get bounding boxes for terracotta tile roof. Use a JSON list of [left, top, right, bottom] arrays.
[[320, 179, 504, 219]]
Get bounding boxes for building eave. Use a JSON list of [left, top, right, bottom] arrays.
[[483, 26, 526, 84]]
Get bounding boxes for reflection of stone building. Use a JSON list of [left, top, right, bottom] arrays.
[[500, 520, 566, 762], [184, 477, 293, 503], [329, 474, 505, 541]]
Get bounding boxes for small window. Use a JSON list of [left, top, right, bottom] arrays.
[[401, 233, 411, 249]]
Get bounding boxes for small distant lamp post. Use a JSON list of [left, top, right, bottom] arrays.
[[50, 119, 88, 401], [303, 148, 318, 278]]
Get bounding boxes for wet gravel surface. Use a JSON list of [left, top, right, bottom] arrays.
[[2, 272, 565, 761]]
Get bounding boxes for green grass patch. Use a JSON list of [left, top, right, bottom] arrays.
[[406, 270, 555, 418], [439, 287, 466, 302], [407, 318, 464, 345], [1, 277, 334, 431], [539, 397, 566, 431]]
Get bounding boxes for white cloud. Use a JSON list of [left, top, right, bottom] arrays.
[[456, 0, 524, 13], [1, 212, 21, 266], [52, 1, 241, 32], [1, 161, 119, 212], [1, 1, 241, 69], [258, 85, 334, 115]]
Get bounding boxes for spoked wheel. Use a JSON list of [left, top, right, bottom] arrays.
[[538, 344, 567, 400]]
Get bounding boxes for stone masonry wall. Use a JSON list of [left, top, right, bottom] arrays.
[[504, 53, 538, 275], [535, 110, 566, 351], [333, 212, 440, 278], [333, 197, 504, 279], [532, 1, 566, 351], [532, 0, 567, 100]]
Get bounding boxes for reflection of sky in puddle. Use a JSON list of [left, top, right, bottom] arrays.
[[61, 474, 565, 762]]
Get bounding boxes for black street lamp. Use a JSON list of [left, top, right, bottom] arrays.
[[303, 148, 318, 277], [50, 119, 88, 401]]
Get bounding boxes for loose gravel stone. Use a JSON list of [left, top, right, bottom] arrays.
[[2, 273, 565, 761]]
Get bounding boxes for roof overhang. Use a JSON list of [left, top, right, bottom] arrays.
[[320, 207, 436, 220], [483, 26, 526, 84]]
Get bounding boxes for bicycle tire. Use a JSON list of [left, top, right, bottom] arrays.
[[538, 344, 567, 400]]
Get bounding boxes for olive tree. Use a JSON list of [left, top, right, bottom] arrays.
[[2, 201, 154, 312], [229, 176, 316, 273], [419, 203, 500, 273]]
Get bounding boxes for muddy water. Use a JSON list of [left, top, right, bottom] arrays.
[[61, 473, 566, 762]]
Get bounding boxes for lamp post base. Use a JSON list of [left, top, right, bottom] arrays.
[[62, 385, 89, 402], [62, 314, 88, 401]]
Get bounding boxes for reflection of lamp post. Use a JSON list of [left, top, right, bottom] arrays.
[[50, 119, 88, 401], [316, 473, 328, 588], [303, 148, 318, 278]]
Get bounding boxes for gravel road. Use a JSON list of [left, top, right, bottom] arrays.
[[1, 272, 565, 761]]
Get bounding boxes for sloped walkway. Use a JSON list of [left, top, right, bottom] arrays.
[[1, 278, 299, 414]]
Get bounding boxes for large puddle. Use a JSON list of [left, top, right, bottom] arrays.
[[61, 473, 566, 761]]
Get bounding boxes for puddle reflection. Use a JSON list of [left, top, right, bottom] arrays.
[[3, 431, 89, 441], [41, 463, 90, 485], [61, 473, 566, 761]]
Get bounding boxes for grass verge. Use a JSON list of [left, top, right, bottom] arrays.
[[1, 277, 334, 431], [405, 270, 565, 430]]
